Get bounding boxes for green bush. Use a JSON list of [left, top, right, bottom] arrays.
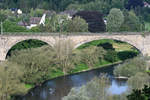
[[117, 51, 138, 60], [98, 42, 115, 50], [104, 50, 118, 63]]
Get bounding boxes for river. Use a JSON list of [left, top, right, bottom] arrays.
[[21, 64, 128, 100]]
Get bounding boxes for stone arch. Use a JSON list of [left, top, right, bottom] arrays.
[[73, 35, 144, 54], [0, 35, 55, 60]]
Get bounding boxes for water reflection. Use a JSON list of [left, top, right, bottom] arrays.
[[22, 65, 128, 100], [108, 79, 128, 95]]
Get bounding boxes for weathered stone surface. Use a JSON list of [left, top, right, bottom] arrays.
[[0, 34, 149, 61]]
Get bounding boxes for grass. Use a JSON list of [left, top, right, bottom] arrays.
[[25, 39, 139, 89], [25, 84, 34, 89]]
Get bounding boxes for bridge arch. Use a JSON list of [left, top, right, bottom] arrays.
[[6, 39, 50, 58], [0, 35, 55, 60], [71, 35, 144, 55]]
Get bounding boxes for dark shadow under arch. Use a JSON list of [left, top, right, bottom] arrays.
[[6, 39, 49, 58]]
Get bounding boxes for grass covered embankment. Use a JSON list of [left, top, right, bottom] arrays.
[[25, 39, 139, 89]]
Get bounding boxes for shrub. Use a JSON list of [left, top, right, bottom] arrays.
[[97, 42, 115, 50], [104, 50, 118, 63], [117, 51, 138, 60]]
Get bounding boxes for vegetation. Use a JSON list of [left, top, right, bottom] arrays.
[[66, 16, 88, 32], [106, 8, 124, 32], [127, 85, 150, 100], [62, 74, 111, 100], [114, 56, 148, 77], [73, 11, 106, 32], [127, 72, 150, 90], [0, 62, 27, 100], [8, 46, 54, 85], [7, 39, 48, 57]]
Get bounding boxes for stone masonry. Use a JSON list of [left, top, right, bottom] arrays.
[[0, 33, 149, 61]]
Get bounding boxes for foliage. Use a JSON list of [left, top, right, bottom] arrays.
[[106, 8, 124, 32], [30, 8, 45, 17], [45, 14, 70, 32], [127, 85, 150, 100], [98, 42, 115, 50], [3, 20, 27, 32], [0, 10, 7, 22], [0, 62, 27, 100], [62, 74, 110, 100], [126, 0, 144, 10], [120, 10, 144, 32], [8, 46, 54, 85], [127, 72, 150, 90], [52, 39, 77, 74], [66, 16, 88, 32], [114, 56, 148, 77], [104, 50, 118, 63], [80, 46, 106, 68], [117, 51, 138, 60], [73, 11, 106, 32]]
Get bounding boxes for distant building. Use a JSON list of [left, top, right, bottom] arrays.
[[59, 10, 77, 19], [18, 13, 46, 29], [17, 9, 22, 15], [144, 2, 150, 8]]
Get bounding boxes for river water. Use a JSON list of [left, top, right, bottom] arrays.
[[21, 64, 128, 100]]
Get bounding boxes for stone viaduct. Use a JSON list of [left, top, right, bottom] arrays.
[[0, 33, 150, 61]]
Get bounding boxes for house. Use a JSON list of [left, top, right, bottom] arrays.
[[144, 2, 150, 8], [59, 10, 77, 19], [18, 13, 46, 29]]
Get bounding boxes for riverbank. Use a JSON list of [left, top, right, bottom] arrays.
[[25, 60, 122, 90]]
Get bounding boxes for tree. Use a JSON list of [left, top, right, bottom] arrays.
[[63, 74, 110, 100], [104, 50, 118, 63], [73, 11, 106, 32], [66, 16, 88, 32], [120, 10, 144, 32], [53, 39, 77, 75], [114, 56, 148, 77], [126, 0, 144, 10], [80, 46, 106, 68], [8, 46, 54, 85], [127, 72, 150, 90], [45, 14, 70, 32], [106, 8, 124, 32], [0, 62, 27, 100], [111, 0, 125, 10], [127, 85, 150, 100]]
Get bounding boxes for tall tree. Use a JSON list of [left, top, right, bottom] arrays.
[[106, 8, 124, 32]]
